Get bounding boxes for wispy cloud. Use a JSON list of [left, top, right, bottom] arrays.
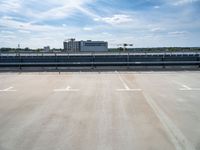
[[26, 0, 94, 20], [172, 0, 199, 5], [0, 0, 21, 13], [83, 27, 93, 31], [1, 30, 14, 34], [168, 31, 188, 35], [150, 27, 165, 32], [154, 6, 160, 9], [94, 14, 133, 25], [0, 0, 199, 48]]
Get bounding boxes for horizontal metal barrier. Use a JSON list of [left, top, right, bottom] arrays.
[[0, 52, 200, 57], [0, 52, 199, 69]]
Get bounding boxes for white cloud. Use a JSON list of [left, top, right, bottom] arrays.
[[62, 24, 66, 27], [154, 6, 160, 9], [0, 35, 16, 39], [168, 31, 188, 35], [1, 30, 14, 34], [0, 0, 96, 21], [102, 32, 112, 36], [0, 0, 21, 12], [94, 14, 133, 25], [151, 27, 165, 32], [2, 16, 14, 20], [171, 0, 199, 5], [26, 0, 94, 20], [18, 30, 31, 34], [0, 16, 83, 48], [0, 17, 63, 32], [83, 27, 93, 31], [0, 0, 199, 48]]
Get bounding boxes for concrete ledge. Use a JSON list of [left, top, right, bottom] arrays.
[[0, 66, 199, 73]]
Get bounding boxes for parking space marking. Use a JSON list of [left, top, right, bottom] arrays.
[[174, 81, 200, 91], [117, 73, 142, 92], [0, 87, 16, 92], [180, 85, 191, 90], [54, 86, 79, 92], [143, 92, 195, 150], [179, 84, 200, 91], [116, 89, 142, 92], [179, 88, 200, 91]]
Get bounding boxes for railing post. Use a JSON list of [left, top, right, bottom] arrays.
[[162, 54, 165, 69], [91, 52, 94, 69], [19, 53, 21, 70], [127, 52, 129, 69], [55, 52, 57, 70], [93, 52, 95, 69]]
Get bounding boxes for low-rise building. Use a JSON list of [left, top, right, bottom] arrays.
[[63, 38, 80, 52], [80, 40, 108, 52], [63, 39, 108, 52], [44, 46, 50, 52]]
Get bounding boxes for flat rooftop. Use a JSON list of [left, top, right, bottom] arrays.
[[0, 71, 200, 150]]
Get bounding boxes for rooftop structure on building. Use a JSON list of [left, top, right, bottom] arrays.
[[44, 46, 50, 52]]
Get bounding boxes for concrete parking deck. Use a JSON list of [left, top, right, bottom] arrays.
[[0, 71, 200, 150]]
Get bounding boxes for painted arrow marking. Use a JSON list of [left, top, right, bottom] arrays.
[[54, 86, 79, 92], [0, 87, 16, 92], [116, 88, 142, 91], [179, 84, 200, 91]]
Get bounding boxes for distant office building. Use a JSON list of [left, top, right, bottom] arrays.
[[63, 38, 108, 52], [63, 38, 80, 52], [80, 40, 108, 52], [44, 46, 50, 52]]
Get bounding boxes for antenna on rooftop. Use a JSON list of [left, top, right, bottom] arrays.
[[117, 43, 133, 51]]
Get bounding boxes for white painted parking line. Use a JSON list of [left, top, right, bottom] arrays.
[[173, 81, 200, 91], [143, 92, 195, 150], [180, 84, 191, 90], [54, 86, 79, 92], [116, 89, 142, 92], [0, 87, 16, 92], [179, 88, 200, 91], [118, 73, 130, 90], [117, 73, 142, 92], [179, 84, 200, 91]]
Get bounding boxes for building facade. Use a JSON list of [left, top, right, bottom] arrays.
[[63, 39, 108, 52], [44, 46, 50, 52], [63, 38, 80, 52], [80, 40, 108, 52]]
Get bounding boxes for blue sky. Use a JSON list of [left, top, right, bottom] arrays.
[[0, 0, 200, 48]]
